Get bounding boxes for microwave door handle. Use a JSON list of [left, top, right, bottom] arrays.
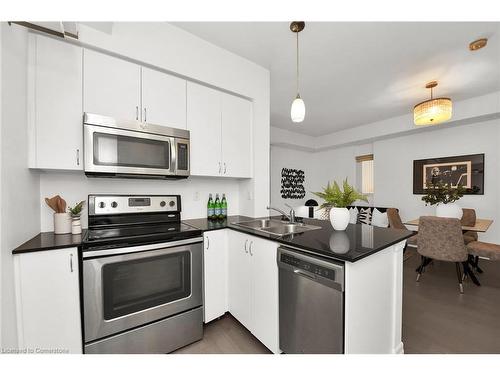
[[170, 138, 177, 174]]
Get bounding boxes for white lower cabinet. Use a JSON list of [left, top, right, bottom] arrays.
[[227, 231, 280, 353], [203, 230, 228, 323], [14, 248, 82, 354]]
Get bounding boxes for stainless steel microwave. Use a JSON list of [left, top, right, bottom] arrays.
[[83, 113, 190, 179]]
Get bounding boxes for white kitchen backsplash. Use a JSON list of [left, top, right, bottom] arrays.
[[39, 172, 241, 231]]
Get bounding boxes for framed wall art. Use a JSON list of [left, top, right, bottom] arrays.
[[413, 153, 484, 195]]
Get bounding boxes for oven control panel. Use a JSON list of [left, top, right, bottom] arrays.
[[89, 195, 180, 215]]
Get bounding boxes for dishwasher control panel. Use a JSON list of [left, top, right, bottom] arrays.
[[280, 253, 336, 281]]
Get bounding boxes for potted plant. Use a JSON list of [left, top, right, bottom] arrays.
[[313, 179, 368, 230], [68, 200, 85, 235], [421, 181, 465, 218]]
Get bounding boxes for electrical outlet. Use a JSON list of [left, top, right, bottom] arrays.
[[194, 191, 200, 201]]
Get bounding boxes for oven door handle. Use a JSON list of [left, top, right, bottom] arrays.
[[83, 236, 203, 259]]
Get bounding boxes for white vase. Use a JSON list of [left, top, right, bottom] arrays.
[[54, 213, 71, 234], [329, 207, 350, 231], [71, 217, 82, 235], [436, 203, 463, 219]]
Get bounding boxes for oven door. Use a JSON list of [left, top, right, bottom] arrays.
[[83, 238, 202, 342], [84, 124, 175, 177]]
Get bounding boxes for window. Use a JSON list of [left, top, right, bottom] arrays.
[[356, 154, 374, 194]]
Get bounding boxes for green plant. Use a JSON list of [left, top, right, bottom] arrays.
[[313, 178, 368, 209], [68, 200, 85, 217], [421, 181, 465, 206]]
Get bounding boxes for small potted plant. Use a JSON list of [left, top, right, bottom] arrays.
[[422, 181, 465, 218], [68, 200, 85, 235], [313, 178, 368, 230]]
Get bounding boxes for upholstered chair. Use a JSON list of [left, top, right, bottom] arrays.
[[416, 216, 470, 293], [461, 208, 478, 244], [387, 208, 417, 248]]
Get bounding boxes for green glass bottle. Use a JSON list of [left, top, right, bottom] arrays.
[[207, 194, 215, 220], [214, 194, 222, 220], [221, 194, 228, 219]]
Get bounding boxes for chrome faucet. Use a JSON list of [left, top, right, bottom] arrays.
[[267, 204, 296, 224]]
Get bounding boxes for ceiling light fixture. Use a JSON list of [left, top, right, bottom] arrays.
[[413, 81, 452, 126], [469, 38, 488, 51], [290, 21, 305, 123]]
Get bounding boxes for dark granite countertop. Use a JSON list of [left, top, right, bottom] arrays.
[[12, 231, 86, 254], [13, 215, 413, 262], [184, 215, 414, 263]]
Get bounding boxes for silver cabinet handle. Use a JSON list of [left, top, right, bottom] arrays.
[[218, 162, 222, 174], [206, 236, 210, 250], [70, 253, 74, 273], [244, 239, 249, 253], [249, 241, 253, 256], [136, 106, 139, 120], [224, 163, 227, 174], [144, 107, 147, 122], [76, 149, 80, 166]]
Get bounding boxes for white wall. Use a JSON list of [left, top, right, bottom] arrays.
[[39, 174, 241, 231], [1, 24, 41, 349], [374, 118, 500, 243]]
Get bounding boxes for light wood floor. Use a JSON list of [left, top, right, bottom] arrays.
[[402, 249, 500, 354], [174, 313, 271, 354], [176, 250, 500, 354]]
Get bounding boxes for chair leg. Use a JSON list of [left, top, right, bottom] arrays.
[[474, 256, 484, 274], [463, 261, 481, 286], [416, 256, 426, 281], [455, 262, 464, 294]]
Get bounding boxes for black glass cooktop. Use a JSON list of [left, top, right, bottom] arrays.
[[82, 222, 202, 251]]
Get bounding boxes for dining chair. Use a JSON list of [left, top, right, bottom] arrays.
[[416, 216, 473, 294], [387, 208, 417, 248], [461, 208, 478, 245]]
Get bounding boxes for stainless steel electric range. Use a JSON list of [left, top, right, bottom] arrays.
[[82, 194, 203, 354]]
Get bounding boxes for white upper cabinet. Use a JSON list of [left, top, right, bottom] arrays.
[[83, 49, 141, 121], [15, 248, 82, 353], [187, 82, 223, 176], [221, 93, 252, 178], [28, 34, 83, 170], [187, 82, 253, 178], [141, 67, 186, 128], [203, 230, 228, 323]]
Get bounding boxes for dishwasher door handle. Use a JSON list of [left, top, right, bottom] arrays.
[[293, 269, 317, 280]]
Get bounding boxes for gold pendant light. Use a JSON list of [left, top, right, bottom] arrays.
[[290, 21, 305, 123], [414, 81, 452, 126]]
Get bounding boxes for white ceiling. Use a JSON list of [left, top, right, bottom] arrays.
[[173, 22, 500, 136]]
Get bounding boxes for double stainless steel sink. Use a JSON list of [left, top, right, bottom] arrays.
[[232, 218, 322, 236]]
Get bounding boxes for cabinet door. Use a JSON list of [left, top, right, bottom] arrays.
[[221, 93, 253, 178], [203, 230, 228, 323], [227, 231, 252, 328], [83, 49, 141, 121], [141, 67, 187, 128], [186, 82, 222, 176], [28, 34, 83, 170], [15, 248, 82, 353], [250, 236, 280, 353]]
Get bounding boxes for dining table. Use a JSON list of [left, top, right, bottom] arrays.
[[404, 217, 493, 233], [404, 216, 494, 286]]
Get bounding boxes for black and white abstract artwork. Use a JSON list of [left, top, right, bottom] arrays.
[[280, 168, 306, 199]]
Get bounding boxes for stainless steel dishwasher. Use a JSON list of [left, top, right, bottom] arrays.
[[277, 246, 345, 354]]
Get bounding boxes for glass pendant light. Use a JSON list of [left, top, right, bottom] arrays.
[[290, 21, 305, 123], [414, 81, 452, 126]]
